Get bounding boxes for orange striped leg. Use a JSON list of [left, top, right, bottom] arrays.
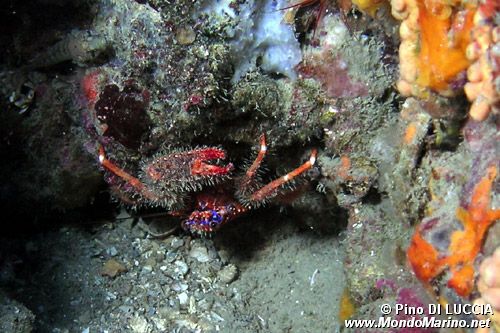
[[279, 0, 326, 37], [250, 149, 317, 203], [98, 146, 157, 200], [244, 134, 267, 180]]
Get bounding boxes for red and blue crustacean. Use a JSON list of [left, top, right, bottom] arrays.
[[98, 135, 317, 236]]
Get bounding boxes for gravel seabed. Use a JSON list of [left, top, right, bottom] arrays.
[[1, 211, 345, 332]]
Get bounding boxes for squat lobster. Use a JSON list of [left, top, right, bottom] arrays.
[[98, 134, 317, 236]]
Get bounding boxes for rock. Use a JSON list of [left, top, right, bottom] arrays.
[[119, 305, 134, 314], [101, 259, 127, 278], [171, 282, 188, 292], [174, 260, 189, 276], [169, 237, 184, 249], [178, 292, 189, 305], [106, 246, 118, 257], [217, 264, 239, 284], [0, 291, 35, 333], [143, 257, 157, 271], [217, 249, 231, 264], [128, 315, 151, 333], [166, 250, 177, 263], [189, 246, 210, 263], [175, 26, 196, 45]]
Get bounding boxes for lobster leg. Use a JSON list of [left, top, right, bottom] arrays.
[[249, 149, 317, 203], [98, 145, 157, 201], [239, 134, 268, 187]]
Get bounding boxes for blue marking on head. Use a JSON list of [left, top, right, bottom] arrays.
[[211, 210, 223, 223]]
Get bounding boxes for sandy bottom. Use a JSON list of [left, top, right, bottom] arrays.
[[1, 211, 345, 332]]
